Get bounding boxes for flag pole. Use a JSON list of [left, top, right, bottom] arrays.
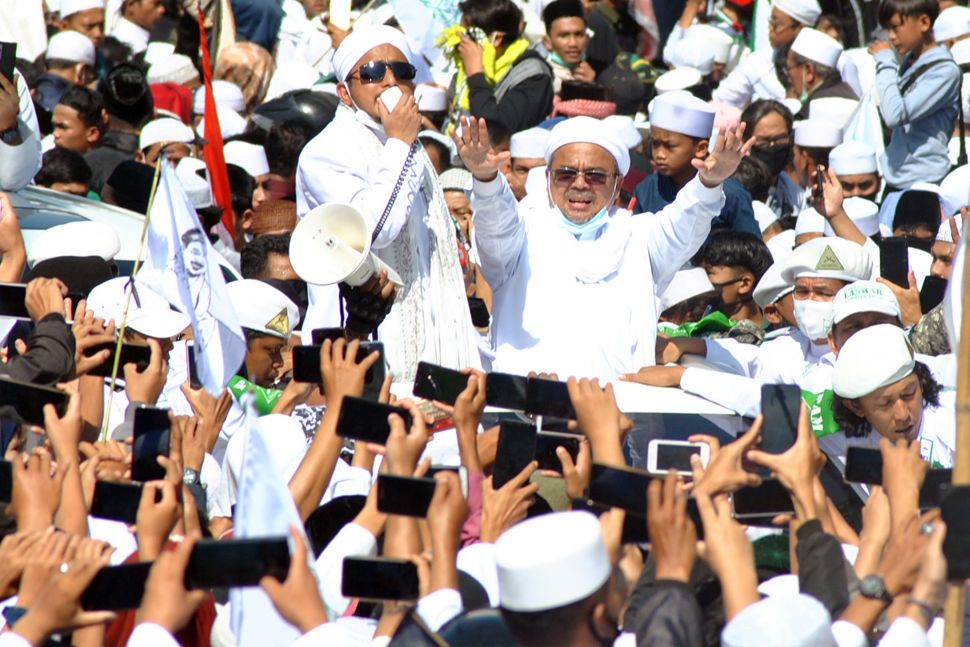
[[99, 159, 163, 442]]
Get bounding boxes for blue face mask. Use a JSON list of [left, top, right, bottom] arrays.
[[549, 50, 585, 69], [556, 204, 611, 236]]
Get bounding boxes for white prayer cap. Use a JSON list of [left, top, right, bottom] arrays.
[[227, 279, 298, 340], [193, 80, 246, 115], [772, 0, 822, 26], [686, 24, 734, 64], [940, 164, 970, 213], [143, 41, 175, 66], [58, 0, 104, 17], [495, 511, 611, 612], [936, 214, 964, 243], [781, 236, 873, 283], [265, 62, 319, 102], [602, 115, 642, 150], [767, 229, 796, 264], [829, 280, 900, 327], [139, 118, 194, 151], [332, 25, 412, 82], [196, 107, 247, 139], [833, 324, 915, 399], [87, 277, 190, 339], [753, 200, 779, 233], [525, 165, 548, 196], [418, 130, 457, 164], [649, 92, 716, 139], [29, 222, 120, 266], [829, 141, 877, 175], [439, 167, 473, 192], [808, 97, 858, 129], [842, 197, 879, 237], [669, 38, 715, 76], [46, 30, 95, 66], [414, 85, 447, 111], [952, 38, 970, 65], [934, 6, 970, 42], [147, 54, 199, 86], [793, 120, 842, 148], [224, 141, 269, 178], [722, 593, 837, 647], [791, 28, 844, 69], [175, 157, 214, 210], [659, 268, 716, 311], [782, 98, 804, 116], [511, 127, 552, 159], [753, 263, 794, 309], [653, 67, 704, 94], [544, 116, 630, 175], [794, 207, 825, 236]]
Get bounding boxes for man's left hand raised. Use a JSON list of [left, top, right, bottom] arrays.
[[694, 121, 754, 188]]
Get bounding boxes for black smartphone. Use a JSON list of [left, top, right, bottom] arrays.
[[468, 296, 490, 328], [90, 481, 157, 524], [310, 327, 345, 345], [813, 163, 825, 210], [534, 432, 580, 473], [942, 485, 970, 581], [0, 283, 29, 320], [81, 562, 152, 611], [0, 460, 10, 502], [412, 361, 469, 406], [588, 463, 651, 515], [376, 474, 437, 517], [920, 275, 948, 314], [131, 406, 171, 483], [341, 557, 420, 600], [732, 479, 795, 518], [571, 497, 650, 544], [485, 372, 529, 411], [844, 446, 883, 484], [0, 377, 68, 426], [86, 342, 152, 378], [493, 419, 538, 488], [185, 537, 290, 589], [292, 344, 324, 384], [919, 469, 953, 510], [760, 384, 801, 454], [292, 342, 384, 399], [335, 396, 412, 445], [879, 237, 909, 289], [525, 377, 577, 419], [0, 42, 15, 83], [186, 341, 202, 389]]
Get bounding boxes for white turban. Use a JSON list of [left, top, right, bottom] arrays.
[[332, 26, 413, 83], [544, 116, 631, 176], [832, 324, 915, 399]]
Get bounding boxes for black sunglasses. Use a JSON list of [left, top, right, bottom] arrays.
[[350, 61, 417, 83]]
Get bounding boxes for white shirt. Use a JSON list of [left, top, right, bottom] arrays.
[[111, 16, 150, 54], [0, 70, 41, 192], [712, 47, 787, 109], [471, 174, 724, 380]]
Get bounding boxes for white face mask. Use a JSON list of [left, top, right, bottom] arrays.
[[341, 83, 384, 131], [793, 298, 834, 342]]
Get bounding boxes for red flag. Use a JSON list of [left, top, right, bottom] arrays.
[[197, 4, 235, 240]]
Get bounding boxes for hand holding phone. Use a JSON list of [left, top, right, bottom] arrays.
[[131, 406, 171, 482], [813, 164, 825, 215], [492, 420, 537, 488], [759, 384, 801, 454], [412, 361, 469, 406], [647, 440, 709, 477], [342, 557, 419, 600], [0, 42, 16, 83], [335, 396, 412, 445], [879, 237, 909, 289]]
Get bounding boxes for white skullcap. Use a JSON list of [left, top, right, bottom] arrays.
[[139, 118, 194, 151], [223, 141, 269, 178], [175, 157, 214, 210], [952, 38, 970, 65], [29, 221, 120, 266], [781, 236, 873, 283], [227, 279, 299, 339], [46, 30, 95, 66], [791, 28, 844, 69], [829, 141, 878, 175], [686, 24, 734, 64], [511, 127, 552, 159], [659, 268, 716, 311], [782, 97, 804, 116], [833, 324, 915, 399], [544, 116, 630, 175], [793, 120, 842, 148], [332, 25, 412, 83], [495, 511, 611, 612], [196, 106, 247, 139], [414, 84, 447, 111], [669, 38, 715, 76], [753, 263, 794, 309], [143, 41, 175, 66], [147, 54, 199, 86], [654, 67, 704, 94], [766, 229, 796, 264], [808, 97, 858, 129], [753, 200, 779, 233], [87, 277, 189, 339], [829, 280, 900, 327], [842, 197, 880, 237], [772, 0, 822, 26], [649, 91, 716, 139], [525, 165, 548, 196], [795, 207, 825, 235], [193, 80, 245, 115], [935, 6, 970, 42], [602, 115, 642, 149], [58, 0, 104, 17], [940, 164, 970, 214], [418, 129, 457, 164], [439, 167, 473, 192], [937, 214, 964, 243], [722, 593, 837, 647], [265, 62, 319, 102]]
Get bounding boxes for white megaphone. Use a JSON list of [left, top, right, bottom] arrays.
[[289, 203, 404, 287]]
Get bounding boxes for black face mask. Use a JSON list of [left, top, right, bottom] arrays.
[[751, 143, 792, 177]]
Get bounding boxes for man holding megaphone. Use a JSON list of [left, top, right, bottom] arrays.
[[295, 25, 480, 383]]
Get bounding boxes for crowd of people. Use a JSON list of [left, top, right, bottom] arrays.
[[0, 0, 968, 644]]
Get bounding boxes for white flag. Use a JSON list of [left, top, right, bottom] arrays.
[[387, 0, 462, 67], [944, 220, 966, 349], [141, 162, 246, 396]]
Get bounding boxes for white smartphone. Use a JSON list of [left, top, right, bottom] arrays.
[[646, 439, 710, 477], [380, 86, 403, 111], [329, 0, 352, 30]]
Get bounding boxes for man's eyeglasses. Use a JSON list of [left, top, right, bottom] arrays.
[[550, 167, 617, 188], [349, 61, 417, 83]]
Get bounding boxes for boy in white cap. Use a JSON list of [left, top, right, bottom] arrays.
[[44, 31, 96, 86], [931, 213, 962, 280], [787, 28, 856, 120], [136, 117, 195, 167], [790, 119, 841, 190], [828, 141, 880, 202], [224, 140, 271, 208], [55, 0, 105, 47], [227, 278, 299, 390], [504, 127, 550, 201]]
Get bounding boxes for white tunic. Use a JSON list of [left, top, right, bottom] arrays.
[[0, 70, 41, 193], [471, 173, 724, 380], [712, 47, 786, 109]]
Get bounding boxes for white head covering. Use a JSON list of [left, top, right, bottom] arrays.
[[934, 6, 970, 42], [419, 129, 458, 164], [87, 277, 190, 339], [29, 222, 120, 266], [952, 38, 970, 65], [602, 115, 642, 149], [525, 165, 548, 196], [753, 200, 779, 233], [139, 118, 194, 151], [936, 214, 964, 243], [659, 268, 716, 311], [193, 80, 245, 115], [649, 92, 716, 139], [544, 116, 630, 175], [842, 197, 880, 237], [414, 84, 447, 111], [939, 164, 970, 214], [772, 0, 823, 26], [223, 141, 269, 178], [46, 30, 95, 66], [495, 511, 611, 612], [265, 62, 319, 102], [753, 263, 794, 309], [227, 279, 299, 339], [790, 28, 844, 68], [332, 25, 412, 83], [795, 207, 826, 236], [439, 167, 473, 192], [829, 280, 901, 327], [654, 67, 704, 94], [833, 324, 915, 399], [793, 120, 842, 148], [59, 0, 104, 18], [808, 97, 858, 128], [722, 593, 837, 647], [781, 236, 873, 283], [143, 41, 175, 66], [175, 157, 214, 210], [147, 54, 199, 86], [829, 141, 878, 175], [511, 127, 552, 159], [196, 107, 247, 139], [766, 229, 797, 264], [669, 38, 715, 75], [686, 24, 734, 64]]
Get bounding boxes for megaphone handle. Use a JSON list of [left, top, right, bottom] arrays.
[[372, 141, 419, 243]]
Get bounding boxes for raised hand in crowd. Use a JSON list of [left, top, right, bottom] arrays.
[[261, 526, 329, 634], [480, 461, 539, 543], [647, 472, 697, 584], [0, 192, 26, 282], [124, 338, 168, 405], [566, 377, 625, 465], [690, 416, 762, 496], [134, 534, 208, 636], [694, 121, 754, 187], [747, 404, 820, 521], [454, 116, 511, 182]]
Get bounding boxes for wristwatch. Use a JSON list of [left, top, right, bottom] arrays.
[[183, 467, 202, 486], [859, 574, 894, 604]]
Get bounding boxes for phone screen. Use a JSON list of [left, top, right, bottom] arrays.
[[654, 442, 702, 472], [760, 384, 801, 454], [292, 342, 384, 398], [485, 372, 529, 411], [376, 474, 437, 517], [879, 237, 909, 289], [132, 407, 171, 483], [335, 396, 412, 445], [0, 377, 68, 426], [412, 361, 469, 405], [86, 342, 152, 378], [184, 537, 290, 589], [588, 463, 651, 514], [292, 344, 323, 384], [942, 486, 970, 581], [0, 283, 29, 320], [813, 164, 825, 210], [732, 479, 795, 517], [0, 460, 10, 502], [919, 469, 953, 510], [310, 328, 345, 345], [186, 342, 202, 389], [81, 562, 152, 610], [534, 432, 580, 472], [90, 481, 151, 524], [493, 420, 537, 488], [342, 557, 420, 600], [920, 275, 947, 314], [844, 446, 883, 484], [0, 42, 16, 83], [525, 378, 576, 419], [468, 296, 490, 328]]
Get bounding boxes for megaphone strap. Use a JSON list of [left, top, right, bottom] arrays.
[[372, 141, 419, 243]]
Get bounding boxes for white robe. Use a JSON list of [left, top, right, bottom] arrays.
[[0, 70, 41, 193], [712, 47, 786, 109]]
